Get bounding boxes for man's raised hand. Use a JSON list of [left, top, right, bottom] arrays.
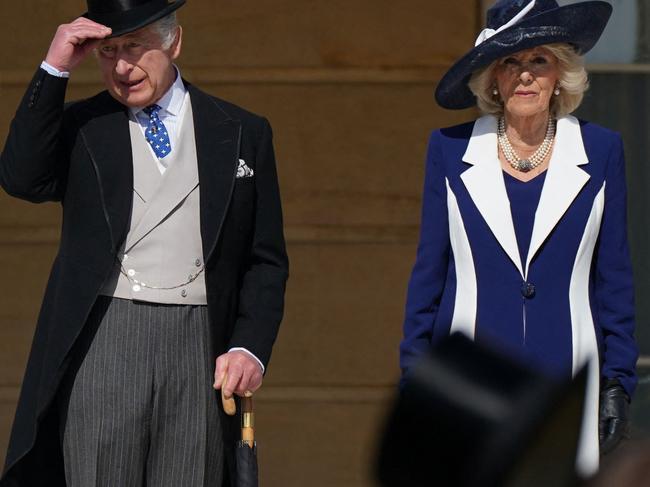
[[45, 17, 111, 72]]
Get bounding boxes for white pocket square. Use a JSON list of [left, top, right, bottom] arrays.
[[237, 159, 254, 178]]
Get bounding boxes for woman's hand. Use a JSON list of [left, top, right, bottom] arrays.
[[599, 378, 630, 455]]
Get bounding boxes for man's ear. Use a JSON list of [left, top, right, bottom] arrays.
[[170, 25, 182, 60]]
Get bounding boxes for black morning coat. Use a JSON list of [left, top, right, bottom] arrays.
[[0, 68, 289, 486]]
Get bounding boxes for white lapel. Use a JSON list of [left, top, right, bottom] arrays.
[[524, 115, 590, 276], [461, 115, 524, 277]]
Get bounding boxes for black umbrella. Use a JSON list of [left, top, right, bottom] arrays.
[[235, 397, 258, 487], [222, 383, 258, 487]]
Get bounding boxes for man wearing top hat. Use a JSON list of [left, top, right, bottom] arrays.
[[0, 0, 288, 485]]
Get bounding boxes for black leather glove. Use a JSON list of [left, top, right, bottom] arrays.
[[599, 378, 630, 455]]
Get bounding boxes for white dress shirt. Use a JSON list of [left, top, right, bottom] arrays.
[[41, 60, 70, 78], [129, 68, 187, 174]]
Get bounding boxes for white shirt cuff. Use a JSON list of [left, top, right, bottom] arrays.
[[40, 61, 70, 78], [228, 347, 265, 374]]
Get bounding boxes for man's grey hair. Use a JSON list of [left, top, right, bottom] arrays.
[[151, 13, 179, 49]]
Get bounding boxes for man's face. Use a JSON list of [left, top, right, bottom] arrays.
[[96, 24, 182, 108]]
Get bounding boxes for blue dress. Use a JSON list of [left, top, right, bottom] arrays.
[[504, 170, 546, 267], [502, 170, 560, 376]]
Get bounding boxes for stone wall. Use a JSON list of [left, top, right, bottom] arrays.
[[0, 1, 479, 485]]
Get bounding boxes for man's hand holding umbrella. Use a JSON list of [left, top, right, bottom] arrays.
[[214, 351, 261, 487], [214, 350, 263, 399]]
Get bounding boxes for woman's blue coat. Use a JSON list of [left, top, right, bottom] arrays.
[[401, 115, 638, 474]]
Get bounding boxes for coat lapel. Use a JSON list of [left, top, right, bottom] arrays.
[[77, 93, 133, 252], [524, 115, 590, 276], [460, 115, 590, 279], [186, 82, 242, 263], [461, 115, 524, 276]]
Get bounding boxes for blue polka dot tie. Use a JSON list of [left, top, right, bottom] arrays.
[[143, 104, 172, 159]]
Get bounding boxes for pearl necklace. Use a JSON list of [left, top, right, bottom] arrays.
[[497, 116, 556, 173]]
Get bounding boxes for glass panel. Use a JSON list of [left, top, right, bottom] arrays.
[[558, 0, 639, 63], [636, 0, 650, 62]]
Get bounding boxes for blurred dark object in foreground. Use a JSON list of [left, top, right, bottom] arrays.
[[587, 440, 650, 487], [377, 333, 586, 487]]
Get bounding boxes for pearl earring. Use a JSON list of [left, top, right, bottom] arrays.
[[492, 87, 499, 96], [554, 86, 560, 96]]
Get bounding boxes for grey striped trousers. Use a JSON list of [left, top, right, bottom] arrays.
[[58, 296, 224, 487]]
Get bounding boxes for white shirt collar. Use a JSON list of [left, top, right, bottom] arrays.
[[131, 65, 186, 119]]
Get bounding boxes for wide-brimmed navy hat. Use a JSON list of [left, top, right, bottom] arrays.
[[84, 0, 186, 39], [435, 0, 612, 110]]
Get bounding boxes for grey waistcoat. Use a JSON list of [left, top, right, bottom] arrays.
[[100, 97, 207, 305]]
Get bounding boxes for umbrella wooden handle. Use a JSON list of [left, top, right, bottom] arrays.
[[221, 374, 237, 416]]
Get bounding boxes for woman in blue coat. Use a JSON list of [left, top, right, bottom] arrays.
[[400, 0, 638, 476]]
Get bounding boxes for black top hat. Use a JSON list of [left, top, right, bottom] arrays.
[[376, 333, 588, 487], [84, 0, 186, 39], [435, 0, 613, 110]]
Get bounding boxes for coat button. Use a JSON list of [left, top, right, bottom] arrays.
[[521, 282, 536, 298], [127, 269, 136, 277], [181, 289, 187, 298], [195, 258, 201, 267], [132, 284, 141, 292]]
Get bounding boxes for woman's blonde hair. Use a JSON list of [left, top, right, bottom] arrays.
[[467, 43, 588, 117]]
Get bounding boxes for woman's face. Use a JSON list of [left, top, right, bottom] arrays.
[[493, 47, 560, 120]]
